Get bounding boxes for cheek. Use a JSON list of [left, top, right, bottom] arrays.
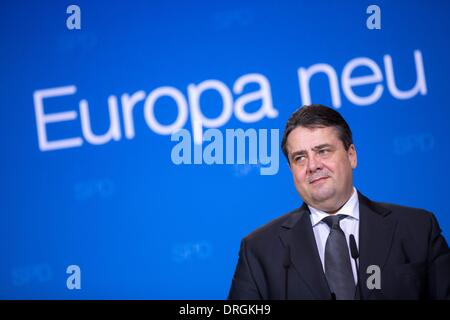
[[292, 167, 307, 186], [323, 159, 340, 174], [331, 160, 351, 180]]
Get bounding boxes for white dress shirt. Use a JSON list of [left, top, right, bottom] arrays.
[[308, 186, 360, 284]]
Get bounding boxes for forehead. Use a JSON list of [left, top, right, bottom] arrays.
[[287, 126, 341, 151]]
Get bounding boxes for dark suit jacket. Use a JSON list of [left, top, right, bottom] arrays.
[[228, 191, 450, 300]]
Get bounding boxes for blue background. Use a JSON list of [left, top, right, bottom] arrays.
[[1, 0, 449, 299]]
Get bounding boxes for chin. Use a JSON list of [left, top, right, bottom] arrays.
[[311, 188, 335, 203]]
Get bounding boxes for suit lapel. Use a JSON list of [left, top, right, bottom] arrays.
[[357, 191, 397, 299], [279, 203, 332, 299]]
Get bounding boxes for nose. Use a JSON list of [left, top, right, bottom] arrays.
[[307, 153, 323, 173]]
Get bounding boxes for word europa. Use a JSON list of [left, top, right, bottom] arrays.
[[33, 50, 426, 152], [171, 128, 279, 175], [33, 74, 277, 151]]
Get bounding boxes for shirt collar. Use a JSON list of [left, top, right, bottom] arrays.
[[308, 186, 359, 227]]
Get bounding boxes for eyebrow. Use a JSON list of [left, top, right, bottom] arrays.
[[289, 144, 334, 158]]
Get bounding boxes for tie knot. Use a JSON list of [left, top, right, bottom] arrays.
[[323, 214, 347, 230]]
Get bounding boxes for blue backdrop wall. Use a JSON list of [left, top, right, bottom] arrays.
[[1, 0, 449, 299]]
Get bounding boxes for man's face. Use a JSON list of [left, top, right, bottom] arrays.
[[286, 126, 357, 213]]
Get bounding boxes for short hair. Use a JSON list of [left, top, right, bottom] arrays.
[[281, 104, 353, 163]]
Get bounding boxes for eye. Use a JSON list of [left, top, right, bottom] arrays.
[[319, 149, 330, 155], [294, 155, 306, 164]]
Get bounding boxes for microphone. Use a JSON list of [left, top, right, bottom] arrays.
[[283, 245, 291, 300], [349, 234, 363, 300]]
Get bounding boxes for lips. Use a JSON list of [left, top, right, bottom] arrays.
[[310, 176, 328, 184]]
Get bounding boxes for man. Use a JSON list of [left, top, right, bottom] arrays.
[[228, 104, 450, 300]]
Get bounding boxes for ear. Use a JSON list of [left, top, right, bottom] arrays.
[[347, 144, 357, 169]]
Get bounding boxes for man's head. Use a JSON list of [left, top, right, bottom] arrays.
[[281, 104, 357, 213]]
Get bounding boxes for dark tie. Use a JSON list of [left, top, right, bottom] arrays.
[[323, 214, 355, 300]]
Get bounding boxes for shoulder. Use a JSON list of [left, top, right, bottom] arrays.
[[241, 207, 302, 245], [378, 201, 431, 217], [363, 194, 437, 230], [374, 200, 432, 219]]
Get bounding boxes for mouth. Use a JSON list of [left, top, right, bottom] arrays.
[[310, 177, 329, 185]]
